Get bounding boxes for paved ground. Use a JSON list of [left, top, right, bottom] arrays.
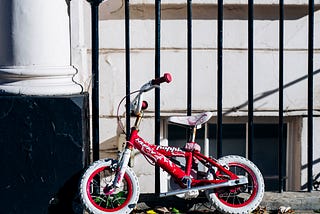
[[133, 191, 320, 213], [261, 191, 320, 211]]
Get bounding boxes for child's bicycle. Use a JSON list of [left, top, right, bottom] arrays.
[[79, 73, 265, 214]]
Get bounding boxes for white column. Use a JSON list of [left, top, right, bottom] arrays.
[[0, 0, 82, 95], [70, 0, 89, 92]]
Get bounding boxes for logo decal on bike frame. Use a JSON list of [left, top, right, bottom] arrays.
[[156, 145, 183, 153], [134, 138, 176, 169]]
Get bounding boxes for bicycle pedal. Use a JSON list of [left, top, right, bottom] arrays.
[[184, 189, 199, 199]]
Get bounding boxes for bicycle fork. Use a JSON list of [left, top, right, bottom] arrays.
[[111, 148, 132, 190], [109, 115, 142, 191]]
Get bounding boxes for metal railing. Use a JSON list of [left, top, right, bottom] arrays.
[[88, 0, 316, 193]]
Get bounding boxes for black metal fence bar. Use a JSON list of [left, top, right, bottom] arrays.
[[125, 0, 131, 139], [248, 0, 254, 161], [187, 0, 192, 117], [90, 1, 101, 162], [278, 0, 284, 193], [308, 0, 314, 192], [217, 0, 223, 158], [154, 0, 161, 194]]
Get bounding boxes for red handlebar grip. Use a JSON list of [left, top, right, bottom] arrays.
[[151, 73, 172, 85]]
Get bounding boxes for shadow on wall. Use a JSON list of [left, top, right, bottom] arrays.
[[99, 135, 123, 159], [98, 1, 320, 20], [223, 68, 320, 116], [301, 157, 320, 190]]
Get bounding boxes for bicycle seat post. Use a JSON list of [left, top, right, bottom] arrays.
[[189, 126, 198, 142]]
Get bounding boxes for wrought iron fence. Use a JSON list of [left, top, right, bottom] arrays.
[[88, 0, 316, 193]]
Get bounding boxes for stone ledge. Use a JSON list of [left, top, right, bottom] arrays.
[[261, 191, 320, 211], [135, 191, 320, 213]]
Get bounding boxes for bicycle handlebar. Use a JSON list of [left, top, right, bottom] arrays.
[[130, 73, 172, 115], [151, 73, 172, 85]]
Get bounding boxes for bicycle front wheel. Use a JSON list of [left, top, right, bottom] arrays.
[[79, 159, 140, 214], [205, 155, 265, 214]]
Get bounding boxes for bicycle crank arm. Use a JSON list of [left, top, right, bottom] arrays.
[[159, 176, 248, 198]]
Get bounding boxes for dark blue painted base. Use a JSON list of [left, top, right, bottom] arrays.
[[0, 93, 90, 214]]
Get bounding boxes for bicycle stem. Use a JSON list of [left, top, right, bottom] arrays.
[[133, 113, 143, 130]]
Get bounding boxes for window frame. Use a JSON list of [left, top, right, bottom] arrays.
[[162, 116, 302, 191]]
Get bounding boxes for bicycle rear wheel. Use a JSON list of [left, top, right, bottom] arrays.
[[79, 159, 140, 214], [205, 155, 264, 214]]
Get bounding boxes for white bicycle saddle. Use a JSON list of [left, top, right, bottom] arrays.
[[168, 112, 213, 127]]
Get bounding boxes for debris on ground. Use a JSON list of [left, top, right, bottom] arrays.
[[251, 206, 268, 214], [278, 206, 294, 214], [154, 206, 170, 214], [146, 210, 157, 214]]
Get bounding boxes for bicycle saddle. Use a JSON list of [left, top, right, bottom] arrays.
[[168, 112, 213, 128]]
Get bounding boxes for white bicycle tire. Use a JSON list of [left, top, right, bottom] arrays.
[[206, 155, 265, 214], [79, 159, 140, 214]]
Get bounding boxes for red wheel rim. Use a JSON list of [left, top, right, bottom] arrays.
[[86, 166, 133, 212], [216, 162, 258, 208]]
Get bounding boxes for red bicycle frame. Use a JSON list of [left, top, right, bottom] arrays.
[[128, 126, 239, 188]]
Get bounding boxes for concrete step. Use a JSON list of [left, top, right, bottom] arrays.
[[135, 191, 320, 213]]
